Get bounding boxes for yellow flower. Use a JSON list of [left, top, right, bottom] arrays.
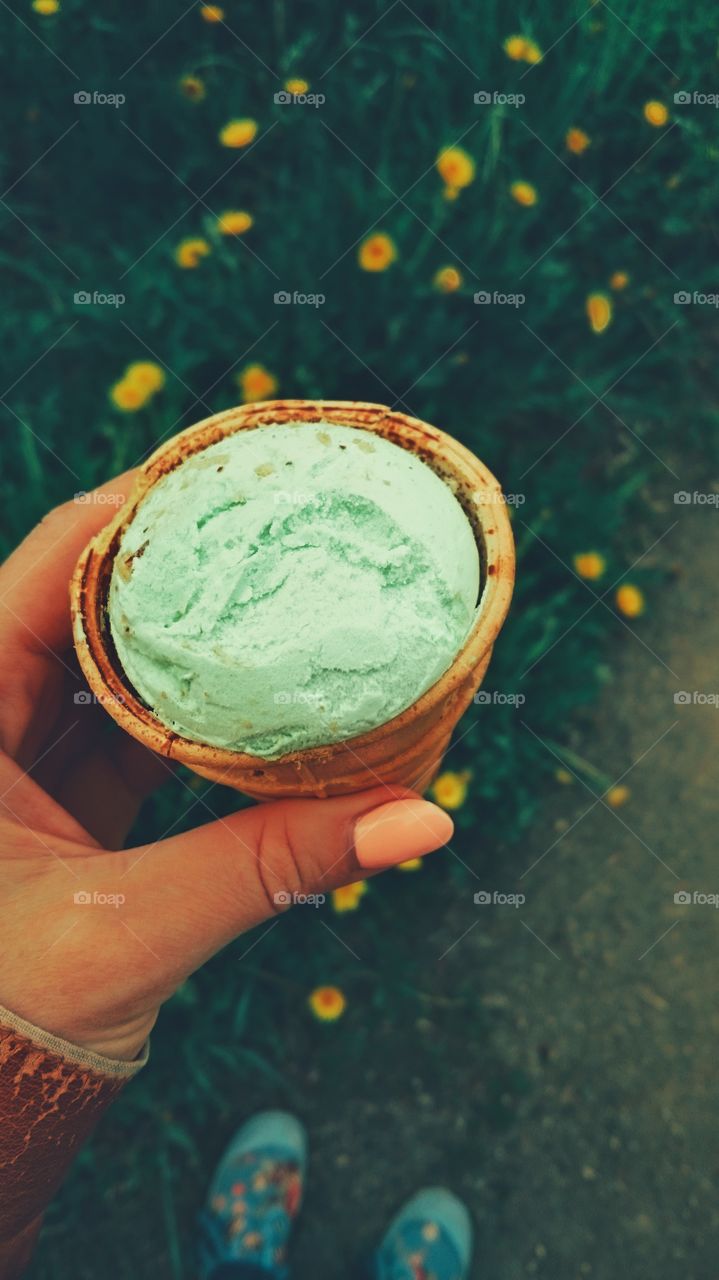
[[609, 271, 629, 291], [200, 4, 224, 21], [442, 184, 460, 202], [179, 74, 206, 102], [237, 362, 278, 403], [436, 147, 475, 190], [510, 180, 538, 207], [606, 785, 630, 808], [217, 209, 253, 236], [109, 379, 148, 412], [308, 985, 346, 1022], [432, 770, 468, 811], [358, 232, 397, 272], [555, 768, 573, 785], [125, 362, 165, 394], [219, 118, 258, 148], [32, 0, 59, 11], [503, 34, 542, 64], [615, 584, 644, 618], [566, 127, 590, 155], [285, 77, 309, 95], [586, 292, 612, 334], [433, 266, 463, 293], [331, 881, 368, 913], [396, 858, 423, 872], [643, 100, 669, 127], [175, 237, 211, 268], [573, 552, 606, 581]]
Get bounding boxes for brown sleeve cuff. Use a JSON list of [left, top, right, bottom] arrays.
[[0, 1005, 148, 1276]]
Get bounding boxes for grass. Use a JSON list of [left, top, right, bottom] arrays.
[[1, 0, 717, 1274]]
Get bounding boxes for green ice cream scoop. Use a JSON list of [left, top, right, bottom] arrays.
[[108, 422, 480, 758]]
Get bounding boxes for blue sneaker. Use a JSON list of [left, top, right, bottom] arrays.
[[371, 1187, 472, 1280], [197, 1110, 306, 1279]]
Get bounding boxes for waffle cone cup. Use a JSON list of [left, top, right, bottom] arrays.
[[70, 400, 515, 800]]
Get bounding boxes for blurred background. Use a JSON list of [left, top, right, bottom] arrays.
[[3, 1, 719, 1276]]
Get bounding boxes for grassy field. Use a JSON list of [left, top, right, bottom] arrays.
[[2, 0, 718, 1274]]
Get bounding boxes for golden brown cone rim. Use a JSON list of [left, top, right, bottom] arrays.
[[70, 399, 515, 773]]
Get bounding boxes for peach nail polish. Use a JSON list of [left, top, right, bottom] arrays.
[[354, 798, 454, 868]]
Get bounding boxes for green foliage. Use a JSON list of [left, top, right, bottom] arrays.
[[2, 1, 717, 1273]]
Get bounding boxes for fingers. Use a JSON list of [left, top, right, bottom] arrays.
[[123, 787, 454, 974], [0, 470, 137, 660], [55, 735, 176, 850]]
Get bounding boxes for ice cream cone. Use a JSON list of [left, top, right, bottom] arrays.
[[70, 400, 515, 799]]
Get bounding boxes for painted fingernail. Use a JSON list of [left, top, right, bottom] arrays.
[[354, 799, 454, 868]]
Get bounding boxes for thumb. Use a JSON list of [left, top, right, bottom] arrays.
[[124, 786, 453, 971]]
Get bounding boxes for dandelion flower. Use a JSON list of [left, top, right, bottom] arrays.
[[606, 785, 630, 808], [285, 77, 309, 95], [219, 118, 258, 148], [358, 232, 397, 272], [503, 34, 542, 64], [396, 858, 423, 872], [566, 127, 590, 155], [109, 379, 147, 412], [434, 266, 463, 293], [555, 768, 573, 785], [332, 882, 368, 914], [308, 986, 346, 1022], [200, 4, 224, 21], [643, 100, 669, 127], [586, 292, 612, 334], [179, 74, 206, 101], [609, 271, 629, 291], [510, 180, 538, 207], [32, 0, 59, 11], [237, 362, 278, 403], [615, 584, 644, 617], [432, 770, 468, 811], [125, 362, 165, 394], [436, 146, 475, 190], [573, 552, 606, 581], [217, 209, 253, 236], [175, 237, 211, 268], [442, 184, 460, 201]]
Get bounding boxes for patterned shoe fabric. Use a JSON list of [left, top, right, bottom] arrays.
[[198, 1111, 306, 1280], [372, 1187, 472, 1280]]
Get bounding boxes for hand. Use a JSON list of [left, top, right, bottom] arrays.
[[0, 475, 454, 1062]]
